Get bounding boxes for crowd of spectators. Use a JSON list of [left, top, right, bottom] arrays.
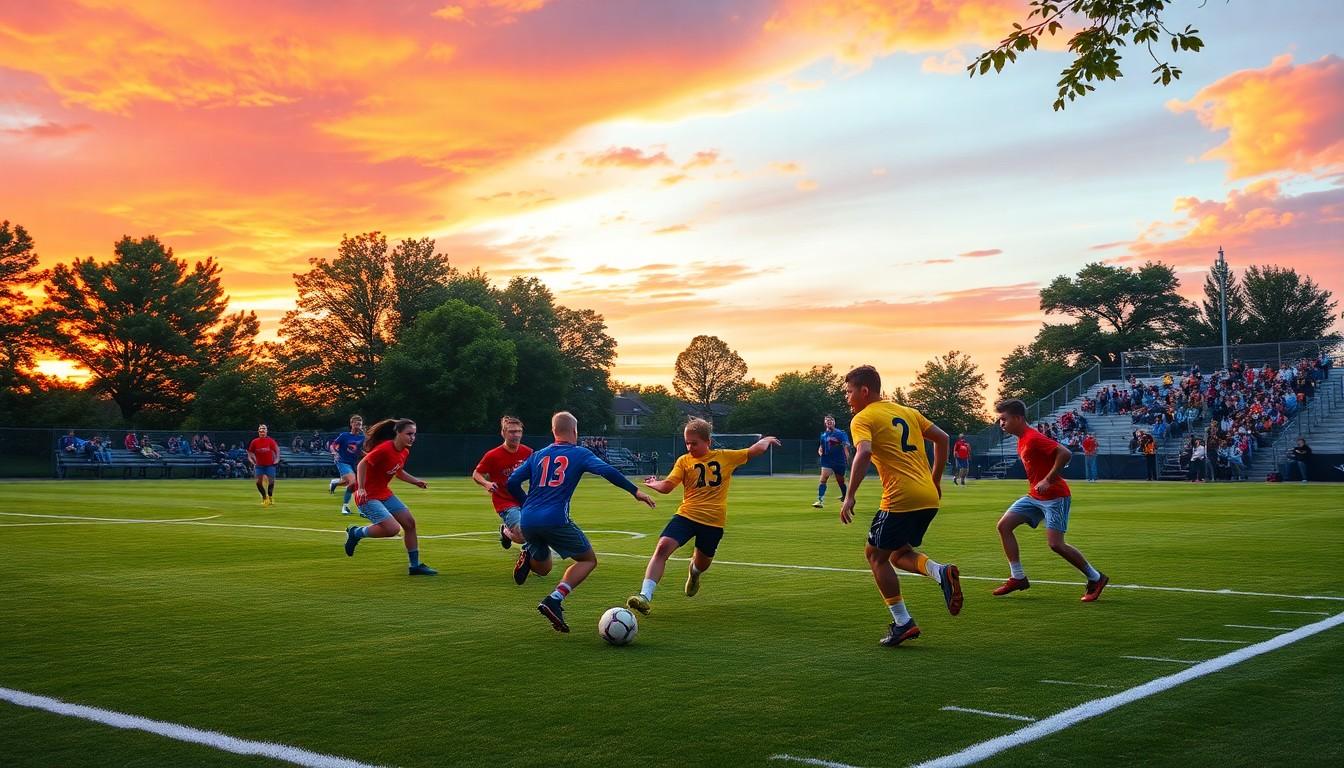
[[580, 436, 609, 458]]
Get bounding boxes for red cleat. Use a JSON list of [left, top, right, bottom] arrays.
[[992, 577, 1031, 596], [1081, 573, 1109, 602]]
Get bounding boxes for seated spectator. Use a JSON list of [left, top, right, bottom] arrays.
[[84, 436, 111, 463], [292, 435, 305, 452], [124, 432, 140, 452], [1285, 438, 1312, 483], [1220, 439, 1247, 481], [140, 435, 162, 460], [60, 430, 81, 454], [201, 435, 215, 452]]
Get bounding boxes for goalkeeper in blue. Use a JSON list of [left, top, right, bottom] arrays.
[[507, 411, 656, 633]]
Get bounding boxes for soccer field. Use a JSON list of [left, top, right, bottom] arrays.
[[2, 477, 1341, 768]]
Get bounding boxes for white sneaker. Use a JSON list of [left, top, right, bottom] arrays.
[[811, 499, 823, 509], [341, 505, 352, 515]]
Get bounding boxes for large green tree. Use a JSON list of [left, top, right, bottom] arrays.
[[906, 351, 989, 437], [998, 344, 1084, 406], [0, 220, 45, 420], [1038, 262, 1191, 364], [1240, 265, 1338, 342], [971, 0, 1211, 110], [1180, 261, 1248, 347], [729, 365, 848, 439], [37, 235, 258, 422], [673, 335, 749, 418], [389, 237, 453, 341]]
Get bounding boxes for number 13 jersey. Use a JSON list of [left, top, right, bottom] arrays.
[[850, 401, 940, 514], [664, 448, 751, 528]]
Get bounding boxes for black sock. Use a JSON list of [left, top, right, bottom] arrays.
[[256, 484, 267, 499], [267, 482, 275, 498]]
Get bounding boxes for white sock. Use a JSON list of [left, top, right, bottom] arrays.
[[1009, 561, 1026, 580], [1082, 563, 1101, 581], [641, 578, 657, 600], [690, 563, 702, 576], [925, 559, 943, 584], [887, 600, 911, 624]]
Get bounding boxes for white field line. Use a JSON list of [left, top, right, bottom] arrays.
[[1038, 680, 1115, 689], [0, 513, 220, 527], [1270, 610, 1331, 616], [940, 706, 1036, 722], [911, 611, 1344, 768], [1177, 638, 1250, 644], [1120, 656, 1198, 664], [1225, 624, 1292, 631], [7, 515, 1339, 602], [0, 686, 388, 768], [769, 754, 865, 768]]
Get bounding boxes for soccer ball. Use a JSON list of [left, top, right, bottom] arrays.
[[598, 606, 638, 646]]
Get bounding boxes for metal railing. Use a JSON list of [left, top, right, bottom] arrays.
[[1121, 339, 1340, 379]]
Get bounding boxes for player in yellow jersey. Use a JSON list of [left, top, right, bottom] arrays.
[[839, 365, 963, 647], [626, 419, 781, 615]]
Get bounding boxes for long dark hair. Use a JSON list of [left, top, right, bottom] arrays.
[[364, 418, 415, 453]]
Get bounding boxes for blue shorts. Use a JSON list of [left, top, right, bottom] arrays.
[[522, 521, 592, 561], [659, 514, 725, 558], [360, 494, 409, 524], [1007, 495, 1071, 533], [335, 461, 356, 477], [821, 461, 847, 476], [954, 458, 969, 469], [254, 465, 277, 479], [497, 505, 522, 530], [867, 508, 937, 550]]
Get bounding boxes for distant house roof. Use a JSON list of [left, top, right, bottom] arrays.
[[677, 401, 733, 420], [613, 393, 652, 417]]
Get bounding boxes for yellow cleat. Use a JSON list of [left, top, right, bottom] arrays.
[[626, 593, 651, 616], [685, 568, 701, 598], [261, 498, 269, 507]]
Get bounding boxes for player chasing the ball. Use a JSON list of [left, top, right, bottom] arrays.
[[812, 414, 850, 508], [626, 420, 780, 616], [328, 414, 363, 515], [342, 418, 437, 576], [472, 415, 533, 551], [839, 365, 963, 647], [990, 398, 1108, 602], [507, 411, 657, 633]]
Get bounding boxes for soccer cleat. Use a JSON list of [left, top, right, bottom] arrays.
[[941, 564, 963, 616], [328, 478, 338, 494], [880, 619, 921, 647], [344, 526, 361, 557], [408, 563, 438, 576], [513, 551, 531, 585], [537, 595, 569, 633], [811, 499, 823, 509], [992, 577, 1031, 596], [261, 498, 269, 507], [685, 567, 701, 597], [341, 505, 351, 515], [500, 524, 512, 550], [1081, 572, 1109, 602], [626, 593, 651, 616]]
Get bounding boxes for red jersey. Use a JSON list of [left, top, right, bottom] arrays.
[[1017, 427, 1070, 500], [361, 441, 409, 501], [248, 437, 279, 467], [475, 443, 533, 512], [953, 440, 970, 460], [1082, 435, 1098, 455]]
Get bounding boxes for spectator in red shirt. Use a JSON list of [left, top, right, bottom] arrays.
[[1082, 433, 1099, 482], [952, 434, 972, 487], [247, 424, 280, 507]]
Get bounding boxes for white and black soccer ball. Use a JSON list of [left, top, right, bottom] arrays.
[[598, 606, 638, 646]]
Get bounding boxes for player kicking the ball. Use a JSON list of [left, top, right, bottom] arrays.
[[839, 365, 963, 647], [991, 398, 1108, 602], [342, 418, 437, 576], [472, 415, 533, 550], [507, 412, 656, 633], [626, 420, 779, 616]]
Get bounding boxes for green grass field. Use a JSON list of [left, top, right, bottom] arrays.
[[2, 476, 1341, 768]]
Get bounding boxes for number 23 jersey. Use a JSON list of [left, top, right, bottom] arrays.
[[850, 401, 940, 514], [665, 448, 750, 528]]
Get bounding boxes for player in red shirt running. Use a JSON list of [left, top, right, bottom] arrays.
[[247, 424, 280, 507], [991, 399, 1108, 602], [472, 415, 533, 550], [952, 434, 972, 487], [342, 418, 436, 576]]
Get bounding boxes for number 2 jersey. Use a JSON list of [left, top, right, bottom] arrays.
[[850, 401, 940, 514], [665, 448, 751, 528], [507, 442, 639, 528]]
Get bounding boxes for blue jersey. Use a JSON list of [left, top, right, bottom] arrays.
[[331, 431, 364, 462], [820, 428, 849, 465], [507, 442, 639, 528]]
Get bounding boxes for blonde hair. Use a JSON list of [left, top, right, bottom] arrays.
[[684, 418, 712, 442], [500, 415, 522, 429], [551, 411, 578, 437]]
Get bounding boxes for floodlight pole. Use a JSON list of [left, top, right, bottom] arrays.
[[1216, 246, 1229, 371]]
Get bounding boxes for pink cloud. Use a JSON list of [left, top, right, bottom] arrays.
[[583, 146, 674, 169], [957, 248, 1001, 259]]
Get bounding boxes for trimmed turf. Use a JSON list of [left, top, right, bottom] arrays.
[[1, 477, 1341, 767]]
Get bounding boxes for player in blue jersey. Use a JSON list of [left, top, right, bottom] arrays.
[[327, 414, 364, 515], [507, 411, 656, 633], [812, 414, 851, 509]]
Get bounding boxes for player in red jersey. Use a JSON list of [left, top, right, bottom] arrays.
[[247, 424, 280, 507], [991, 399, 1108, 602], [952, 434, 972, 487], [343, 418, 436, 576], [473, 415, 534, 550]]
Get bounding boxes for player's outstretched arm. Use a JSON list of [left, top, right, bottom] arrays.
[[923, 423, 950, 497], [840, 441, 873, 525], [396, 469, 428, 489], [747, 436, 781, 459], [643, 476, 676, 494]]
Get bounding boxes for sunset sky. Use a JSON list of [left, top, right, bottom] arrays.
[[3, 0, 1342, 393]]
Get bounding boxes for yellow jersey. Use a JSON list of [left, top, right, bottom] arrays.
[[850, 401, 940, 513], [664, 448, 751, 528]]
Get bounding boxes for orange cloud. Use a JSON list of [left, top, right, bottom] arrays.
[[1171, 54, 1344, 179], [584, 146, 674, 169], [682, 150, 722, 169], [770, 161, 803, 174], [796, 179, 818, 191], [957, 248, 1002, 258], [653, 224, 690, 235], [921, 49, 968, 75]]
